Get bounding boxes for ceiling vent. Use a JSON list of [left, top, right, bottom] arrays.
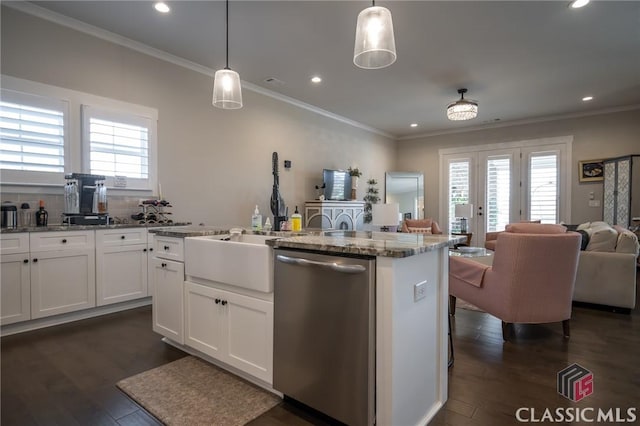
[[263, 77, 285, 87]]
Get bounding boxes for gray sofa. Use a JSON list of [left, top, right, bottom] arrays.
[[572, 222, 638, 311]]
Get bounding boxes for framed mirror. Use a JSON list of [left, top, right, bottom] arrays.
[[385, 172, 424, 221]]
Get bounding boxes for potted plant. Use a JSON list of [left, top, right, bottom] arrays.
[[363, 178, 380, 223]]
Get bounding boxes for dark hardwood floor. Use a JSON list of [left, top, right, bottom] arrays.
[[2, 274, 638, 426]]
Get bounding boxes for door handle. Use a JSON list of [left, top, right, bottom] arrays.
[[276, 255, 366, 274]]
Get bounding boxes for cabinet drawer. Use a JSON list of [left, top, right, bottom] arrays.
[[30, 231, 95, 252], [96, 228, 148, 247], [154, 236, 184, 262], [0, 233, 29, 255]]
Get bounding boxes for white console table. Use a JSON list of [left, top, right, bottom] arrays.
[[304, 200, 365, 231]]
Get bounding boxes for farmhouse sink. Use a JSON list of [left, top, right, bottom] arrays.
[[184, 234, 277, 293]]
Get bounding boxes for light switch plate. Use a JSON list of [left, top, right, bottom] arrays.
[[414, 281, 427, 302]]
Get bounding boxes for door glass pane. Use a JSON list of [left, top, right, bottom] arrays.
[[448, 160, 469, 232], [486, 157, 510, 232], [530, 154, 558, 223]]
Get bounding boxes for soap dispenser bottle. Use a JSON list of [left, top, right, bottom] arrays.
[[252, 205, 262, 231], [291, 206, 302, 232]]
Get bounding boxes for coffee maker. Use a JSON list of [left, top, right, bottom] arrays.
[[63, 173, 109, 225]]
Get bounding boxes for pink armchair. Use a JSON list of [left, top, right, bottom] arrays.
[[401, 218, 443, 234], [449, 224, 581, 340]]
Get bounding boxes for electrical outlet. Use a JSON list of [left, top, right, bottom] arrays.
[[414, 281, 427, 302]]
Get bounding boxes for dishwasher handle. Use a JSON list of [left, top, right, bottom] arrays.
[[276, 254, 366, 274]]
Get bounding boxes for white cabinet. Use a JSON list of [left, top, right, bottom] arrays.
[[1, 233, 31, 325], [96, 229, 148, 306], [152, 236, 184, 344], [184, 281, 274, 383], [30, 231, 96, 319]]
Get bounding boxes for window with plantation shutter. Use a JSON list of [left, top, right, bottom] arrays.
[[529, 153, 558, 223], [448, 159, 470, 233], [0, 89, 68, 182], [82, 105, 154, 190]]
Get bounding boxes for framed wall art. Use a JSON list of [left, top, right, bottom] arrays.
[[579, 160, 604, 182]]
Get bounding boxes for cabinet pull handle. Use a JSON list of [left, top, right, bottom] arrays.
[[143, 248, 147, 252], [161, 262, 167, 268], [164, 245, 170, 250], [121, 235, 126, 239], [23, 259, 29, 263], [62, 239, 67, 243], [215, 298, 221, 304], [33, 258, 38, 263], [221, 300, 228, 306], [149, 248, 154, 252]]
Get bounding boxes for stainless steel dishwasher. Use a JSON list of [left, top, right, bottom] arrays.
[[273, 249, 375, 426]]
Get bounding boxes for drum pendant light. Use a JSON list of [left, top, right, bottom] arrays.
[[213, 0, 242, 109], [447, 88, 478, 121], [353, 1, 397, 69]]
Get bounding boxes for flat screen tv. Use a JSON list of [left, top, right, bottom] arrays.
[[323, 169, 352, 201]]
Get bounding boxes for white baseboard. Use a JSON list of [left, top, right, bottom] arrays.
[[1, 297, 152, 337]]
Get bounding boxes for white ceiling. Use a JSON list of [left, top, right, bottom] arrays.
[[18, 1, 640, 138]]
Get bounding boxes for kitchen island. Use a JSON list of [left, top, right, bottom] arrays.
[[268, 231, 464, 426]]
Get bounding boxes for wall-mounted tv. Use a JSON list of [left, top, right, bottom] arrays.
[[323, 169, 352, 201]]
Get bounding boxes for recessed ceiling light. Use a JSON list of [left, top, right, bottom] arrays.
[[570, 0, 589, 9], [582, 96, 594, 101], [154, 2, 170, 13], [311, 76, 322, 84], [410, 123, 418, 128]]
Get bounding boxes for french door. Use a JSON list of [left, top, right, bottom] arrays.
[[440, 137, 571, 246]]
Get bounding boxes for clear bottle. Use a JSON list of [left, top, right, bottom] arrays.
[[72, 181, 79, 213], [98, 183, 107, 214], [20, 203, 31, 227], [251, 205, 262, 231], [93, 185, 100, 214], [291, 206, 302, 232]]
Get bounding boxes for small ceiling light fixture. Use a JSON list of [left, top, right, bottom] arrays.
[[311, 76, 322, 84], [582, 96, 594, 101], [570, 0, 590, 9], [353, 1, 397, 69], [213, 0, 242, 109], [410, 123, 418, 128], [154, 2, 170, 13], [447, 88, 478, 121]]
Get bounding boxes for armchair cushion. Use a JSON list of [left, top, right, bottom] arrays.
[[505, 223, 567, 234], [406, 227, 432, 234]]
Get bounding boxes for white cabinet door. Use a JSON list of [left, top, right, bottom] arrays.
[[147, 232, 156, 297], [30, 249, 96, 319], [96, 244, 148, 306], [183, 282, 274, 383], [222, 289, 274, 383], [184, 281, 225, 359], [1, 253, 31, 325], [152, 257, 184, 344]]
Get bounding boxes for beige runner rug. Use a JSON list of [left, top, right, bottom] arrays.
[[117, 356, 281, 426]]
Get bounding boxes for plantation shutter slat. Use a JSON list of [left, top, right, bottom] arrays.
[[448, 160, 470, 232], [530, 154, 558, 224]]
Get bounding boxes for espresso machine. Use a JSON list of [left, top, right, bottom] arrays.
[[63, 173, 109, 225]]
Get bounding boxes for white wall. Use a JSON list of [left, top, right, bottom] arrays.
[[397, 109, 640, 225], [0, 7, 396, 226]]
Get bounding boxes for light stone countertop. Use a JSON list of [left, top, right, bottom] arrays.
[[0, 222, 192, 234], [267, 231, 466, 258]]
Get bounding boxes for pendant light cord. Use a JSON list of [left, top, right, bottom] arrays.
[[225, 0, 229, 70]]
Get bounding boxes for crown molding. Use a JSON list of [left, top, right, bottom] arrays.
[[5, 1, 394, 140], [398, 104, 640, 141]]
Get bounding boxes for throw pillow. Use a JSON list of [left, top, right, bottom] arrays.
[[585, 225, 618, 252], [616, 230, 640, 256]]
